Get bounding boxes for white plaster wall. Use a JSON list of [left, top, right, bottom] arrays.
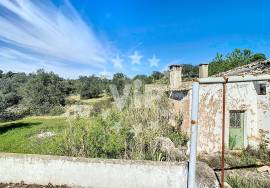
[[197, 84, 223, 153], [257, 81, 270, 147], [225, 82, 259, 147], [197, 82, 262, 153], [0, 153, 188, 188]]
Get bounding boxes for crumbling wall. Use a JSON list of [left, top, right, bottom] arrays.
[[197, 84, 223, 153], [179, 91, 192, 135], [257, 81, 270, 148], [226, 82, 259, 148], [197, 82, 260, 153]]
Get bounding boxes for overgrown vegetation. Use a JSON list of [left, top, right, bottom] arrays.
[[200, 137, 270, 188], [0, 96, 188, 161], [226, 175, 270, 188], [57, 92, 188, 160]]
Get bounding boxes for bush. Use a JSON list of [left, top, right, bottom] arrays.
[[22, 69, 66, 115], [121, 94, 188, 160], [57, 97, 187, 161], [49, 106, 65, 116], [79, 76, 103, 99], [58, 110, 131, 158], [57, 91, 188, 161]]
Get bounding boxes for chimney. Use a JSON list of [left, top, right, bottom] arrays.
[[199, 64, 209, 78], [169, 65, 182, 90]]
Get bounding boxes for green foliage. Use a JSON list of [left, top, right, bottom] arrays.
[[224, 152, 257, 167], [63, 79, 77, 95], [49, 106, 65, 116], [132, 71, 169, 85], [122, 94, 188, 160], [111, 73, 130, 95], [133, 74, 153, 84], [209, 49, 266, 76], [150, 71, 164, 80], [226, 175, 270, 188], [22, 69, 66, 115], [167, 130, 188, 147], [58, 111, 130, 158], [78, 75, 104, 99], [182, 64, 198, 79], [0, 72, 28, 113]]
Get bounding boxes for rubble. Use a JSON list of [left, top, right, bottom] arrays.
[[37, 132, 56, 139]]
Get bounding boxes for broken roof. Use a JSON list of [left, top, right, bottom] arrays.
[[214, 59, 270, 77], [177, 60, 270, 91]]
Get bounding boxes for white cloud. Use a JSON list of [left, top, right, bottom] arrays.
[[0, 47, 97, 78], [0, 0, 113, 77], [99, 69, 112, 79], [129, 51, 143, 65]]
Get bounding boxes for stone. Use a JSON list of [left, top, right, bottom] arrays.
[[196, 162, 220, 188], [257, 166, 270, 173], [224, 182, 232, 188], [37, 132, 56, 139], [154, 137, 187, 161]]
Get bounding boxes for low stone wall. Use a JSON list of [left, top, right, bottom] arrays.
[[0, 153, 218, 188]]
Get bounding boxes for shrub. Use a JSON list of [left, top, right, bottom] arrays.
[[58, 110, 131, 158], [79, 76, 103, 99], [22, 69, 66, 115], [57, 92, 188, 161], [121, 94, 188, 161], [226, 175, 270, 188], [49, 106, 65, 116]]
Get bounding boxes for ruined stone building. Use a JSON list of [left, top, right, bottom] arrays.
[[169, 60, 270, 153]]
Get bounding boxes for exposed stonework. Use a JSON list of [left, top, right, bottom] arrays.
[[215, 59, 270, 77], [199, 64, 209, 78], [169, 65, 182, 90], [182, 60, 270, 153], [147, 61, 270, 153]]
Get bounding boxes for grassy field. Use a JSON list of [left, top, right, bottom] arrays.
[[0, 94, 113, 156], [0, 116, 68, 155], [66, 94, 112, 105]]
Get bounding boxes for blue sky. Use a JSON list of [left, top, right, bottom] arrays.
[[0, 0, 270, 78]]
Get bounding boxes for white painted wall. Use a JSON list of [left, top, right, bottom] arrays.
[[194, 81, 270, 153], [257, 81, 270, 148], [0, 153, 189, 188]]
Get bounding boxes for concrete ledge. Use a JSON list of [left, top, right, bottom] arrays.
[[0, 153, 188, 188]]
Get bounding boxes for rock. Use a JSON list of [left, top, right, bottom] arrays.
[[154, 137, 187, 161], [224, 182, 232, 188], [257, 166, 270, 173], [196, 162, 220, 188], [37, 131, 56, 139]]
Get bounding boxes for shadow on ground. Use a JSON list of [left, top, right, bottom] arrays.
[[0, 122, 42, 134]]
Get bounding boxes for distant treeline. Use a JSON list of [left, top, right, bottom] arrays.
[[0, 69, 170, 117], [0, 48, 266, 118]]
